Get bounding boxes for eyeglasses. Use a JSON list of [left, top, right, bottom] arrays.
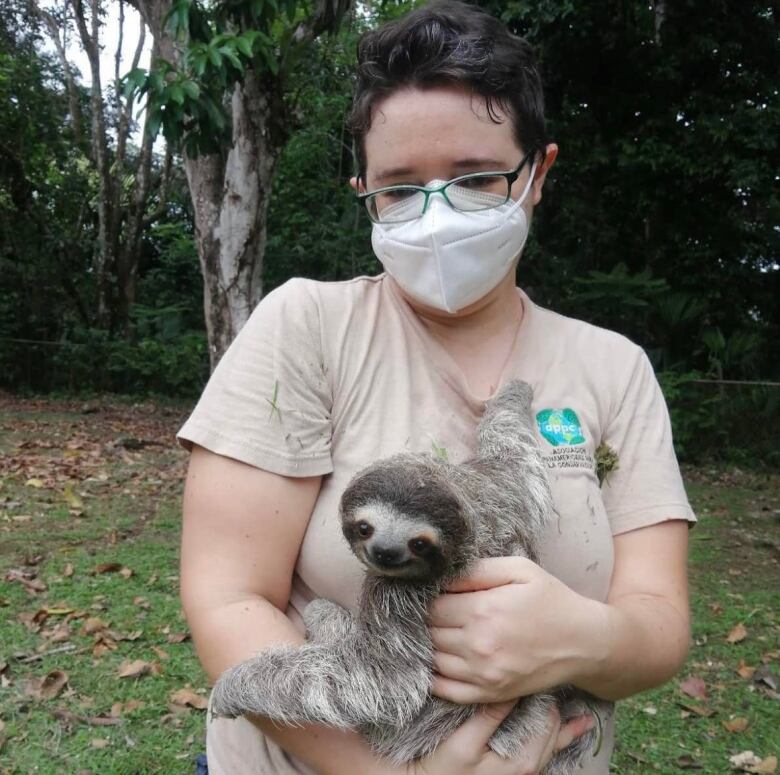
[[358, 151, 535, 224]]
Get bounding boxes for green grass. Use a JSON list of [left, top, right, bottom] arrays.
[[1, 398, 778, 774], [1, 397, 206, 774], [611, 469, 780, 772]]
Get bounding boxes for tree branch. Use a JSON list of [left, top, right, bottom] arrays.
[[28, 0, 83, 141]]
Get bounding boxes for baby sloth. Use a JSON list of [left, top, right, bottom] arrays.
[[211, 380, 611, 772]]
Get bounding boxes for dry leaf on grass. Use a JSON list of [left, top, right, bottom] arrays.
[[110, 699, 144, 717], [89, 563, 122, 575], [737, 660, 757, 679], [24, 669, 69, 700], [729, 752, 777, 773], [62, 482, 83, 511], [117, 659, 161, 679], [753, 666, 778, 692], [727, 623, 748, 644], [169, 688, 208, 711], [723, 717, 750, 733], [81, 617, 108, 635], [63, 563, 74, 578], [90, 737, 109, 749], [166, 631, 190, 644], [679, 675, 708, 701]]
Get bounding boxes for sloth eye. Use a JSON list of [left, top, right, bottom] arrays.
[[409, 538, 431, 555], [356, 521, 373, 538]]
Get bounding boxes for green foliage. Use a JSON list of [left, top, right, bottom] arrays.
[[122, 0, 312, 155], [658, 371, 779, 466], [477, 0, 779, 380]]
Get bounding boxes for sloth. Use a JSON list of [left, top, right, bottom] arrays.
[[211, 379, 611, 773]]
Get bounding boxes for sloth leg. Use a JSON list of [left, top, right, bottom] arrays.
[[303, 598, 356, 644], [210, 641, 358, 727], [488, 693, 556, 759]]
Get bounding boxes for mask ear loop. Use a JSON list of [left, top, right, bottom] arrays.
[[511, 160, 538, 210]]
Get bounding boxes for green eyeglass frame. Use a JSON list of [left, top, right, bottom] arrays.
[[357, 150, 536, 224]]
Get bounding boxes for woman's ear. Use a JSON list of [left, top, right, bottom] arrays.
[[530, 143, 558, 206], [350, 176, 367, 194]]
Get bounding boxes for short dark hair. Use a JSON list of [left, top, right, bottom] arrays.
[[347, 0, 549, 179]]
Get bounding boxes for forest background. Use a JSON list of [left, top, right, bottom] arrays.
[[1, 0, 778, 466]]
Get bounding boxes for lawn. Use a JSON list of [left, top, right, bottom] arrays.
[[0, 396, 778, 774]]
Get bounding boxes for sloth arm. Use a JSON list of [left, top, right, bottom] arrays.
[[180, 445, 400, 775]]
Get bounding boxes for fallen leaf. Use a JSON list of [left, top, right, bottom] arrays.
[[24, 669, 69, 700], [737, 660, 757, 679], [730, 752, 778, 773], [731, 752, 763, 768], [680, 675, 708, 701], [62, 482, 83, 510], [166, 631, 190, 644], [63, 563, 74, 577], [728, 623, 748, 644], [677, 702, 715, 717], [169, 688, 208, 710], [676, 753, 702, 769], [722, 717, 749, 733], [119, 567, 133, 579], [25, 478, 44, 488], [110, 699, 144, 717], [133, 596, 150, 609], [748, 757, 777, 774], [642, 705, 657, 715], [151, 646, 169, 661], [81, 617, 108, 635], [87, 715, 122, 727], [48, 621, 71, 643], [45, 606, 75, 616], [90, 563, 122, 575], [117, 660, 160, 679], [754, 666, 778, 692], [90, 738, 109, 749]]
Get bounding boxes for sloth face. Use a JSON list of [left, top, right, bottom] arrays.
[[340, 461, 472, 582], [342, 501, 447, 580]]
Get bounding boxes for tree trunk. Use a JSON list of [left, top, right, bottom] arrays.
[[185, 71, 282, 369], [133, 0, 348, 368]]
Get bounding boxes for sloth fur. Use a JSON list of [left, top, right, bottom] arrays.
[[211, 379, 612, 772]]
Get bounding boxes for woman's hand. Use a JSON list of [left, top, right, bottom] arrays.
[[428, 557, 607, 704], [404, 703, 594, 775]]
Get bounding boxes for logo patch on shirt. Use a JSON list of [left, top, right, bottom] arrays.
[[536, 408, 586, 446]]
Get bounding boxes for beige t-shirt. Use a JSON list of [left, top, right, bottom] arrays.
[[177, 273, 696, 775]]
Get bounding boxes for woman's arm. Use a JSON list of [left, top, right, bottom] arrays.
[[574, 519, 691, 699], [180, 444, 393, 775], [428, 520, 691, 704]]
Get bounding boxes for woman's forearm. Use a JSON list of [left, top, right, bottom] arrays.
[[574, 593, 690, 701], [186, 595, 397, 775]]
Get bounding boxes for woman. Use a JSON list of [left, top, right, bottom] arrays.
[[177, 3, 696, 773]]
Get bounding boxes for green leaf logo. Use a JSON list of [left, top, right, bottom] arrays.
[[536, 408, 586, 446]]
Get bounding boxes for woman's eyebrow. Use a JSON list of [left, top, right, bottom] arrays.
[[374, 158, 508, 184], [451, 158, 507, 170]]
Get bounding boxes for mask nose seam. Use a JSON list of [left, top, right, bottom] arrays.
[[429, 197, 451, 311]]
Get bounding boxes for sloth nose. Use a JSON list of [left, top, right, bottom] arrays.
[[370, 544, 404, 566]]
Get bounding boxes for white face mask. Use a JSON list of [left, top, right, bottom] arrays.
[[371, 163, 537, 313]]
